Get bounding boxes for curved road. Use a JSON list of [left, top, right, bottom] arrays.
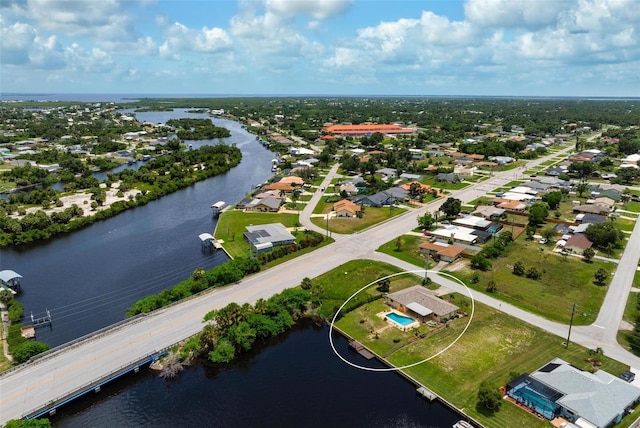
[[2, 142, 640, 423]]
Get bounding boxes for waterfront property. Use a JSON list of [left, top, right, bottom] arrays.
[[244, 223, 296, 254], [506, 358, 640, 427], [385, 285, 459, 323]]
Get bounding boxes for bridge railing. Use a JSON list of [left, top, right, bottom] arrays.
[[0, 311, 151, 380]]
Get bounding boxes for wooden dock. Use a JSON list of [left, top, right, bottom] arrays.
[[348, 339, 375, 360]]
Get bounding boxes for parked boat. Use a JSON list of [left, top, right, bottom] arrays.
[[452, 421, 473, 428]]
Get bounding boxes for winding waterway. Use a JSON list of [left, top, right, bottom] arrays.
[[4, 110, 275, 347], [5, 108, 463, 426]]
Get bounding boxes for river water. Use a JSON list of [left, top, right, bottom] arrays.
[[51, 321, 462, 428], [4, 110, 274, 347], [4, 108, 464, 426]]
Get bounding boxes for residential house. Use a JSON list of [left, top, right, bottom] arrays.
[[244, 196, 282, 213], [573, 204, 611, 215], [278, 176, 305, 186], [429, 225, 479, 244], [563, 234, 593, 255], [376, 168, 398, 180], [494, 199, 527, 212], [351, 192, 396, 207], [473, 205, 506, 219], [399, 173, 423, 181], [399, 181, 431, 194], [419, 241, 465, 263], [339, 183, 359, 195], [385, 187, 410, 201], [593, 196, 615, 212], [244, 223, 296, 253], [575, 213, 607, 224], [436, 172, 461, 183], [491, 155, 515, 165], [263, 181, 295, 192], [333, 199, 362, 218], [385, 285, 459, 323], [506, 358, 640, 427]]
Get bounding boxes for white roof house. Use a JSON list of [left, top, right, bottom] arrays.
[[430, 225, 478, 244], [453, 215, 492, 230]]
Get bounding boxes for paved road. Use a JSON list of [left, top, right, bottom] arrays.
[[4, 141, 640, 423]]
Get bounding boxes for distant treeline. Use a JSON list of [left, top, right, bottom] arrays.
[[166, 118, 231, 140]]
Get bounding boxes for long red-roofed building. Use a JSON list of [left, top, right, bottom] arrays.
[[322, 124, 415, 136]]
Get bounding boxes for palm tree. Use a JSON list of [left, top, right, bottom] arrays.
[[0, 289, 12, 306]]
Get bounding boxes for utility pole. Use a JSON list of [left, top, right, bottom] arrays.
[[565, 303, 576, 348]]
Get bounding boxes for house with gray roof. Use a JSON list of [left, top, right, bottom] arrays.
[[506, 358, 640, 427], [351, 191, 396, 207], [244, 223, 296, 253], [385, 285, 459, 323]]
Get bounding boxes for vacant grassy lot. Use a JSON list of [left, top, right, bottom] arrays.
[[310, 205, 406, 234], [444, 237, 612, 325], [214, 210, 300, 258], [378, 230, 610, 325], [329, 261, 633, 428], [311, 259, 423, 320]]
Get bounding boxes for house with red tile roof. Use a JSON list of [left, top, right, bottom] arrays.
[[322, 124, 415, 136], [419, 241, 465, 262]]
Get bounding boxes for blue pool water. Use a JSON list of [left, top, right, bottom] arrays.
[[386, 312, 416, 326]]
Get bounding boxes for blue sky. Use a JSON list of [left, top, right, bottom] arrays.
[[1, 0, 639, 96]]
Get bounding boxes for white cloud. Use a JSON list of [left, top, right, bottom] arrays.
[[464, 0, 571, 28], [265, 0, 351, 20], [63, 43, 114, 73], [0, 20, 36, 65], [159, 22, 232, 60]]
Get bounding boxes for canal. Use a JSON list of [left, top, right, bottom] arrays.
[[51, 321, 462, 428], [4, 110, 275, 347], [5, 107, 465, 426]]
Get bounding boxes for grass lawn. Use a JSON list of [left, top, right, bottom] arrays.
[[377, 234, 428, 267], [379, 229, 610, 325], [214, 210, 300, 258], [311, 259, 423, 320], [443, 237, 612, 325], [311, 205, 406, 234], [328, 261, 632, 428], [623, 201, 640, 213], [618, 271, 640, 356]]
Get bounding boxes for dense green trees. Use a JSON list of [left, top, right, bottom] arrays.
[[166, 118, 231, 140], [12, 341, 50, 364], [199, 288, 311, 365], [441, 197, 462, 218], [477, 380, 502, 410], [584, 222, 624, 250], [127, 257, 261, 317], [528, 202, 549, 226]]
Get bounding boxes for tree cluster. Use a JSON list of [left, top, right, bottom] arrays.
[[202, 288, 311, 363], [126, 257, 261, 317]]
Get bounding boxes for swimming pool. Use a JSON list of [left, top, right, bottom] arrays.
[[386, 312, 416, 327]]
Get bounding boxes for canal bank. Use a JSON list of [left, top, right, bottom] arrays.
[[4, 112, 277, 347]]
